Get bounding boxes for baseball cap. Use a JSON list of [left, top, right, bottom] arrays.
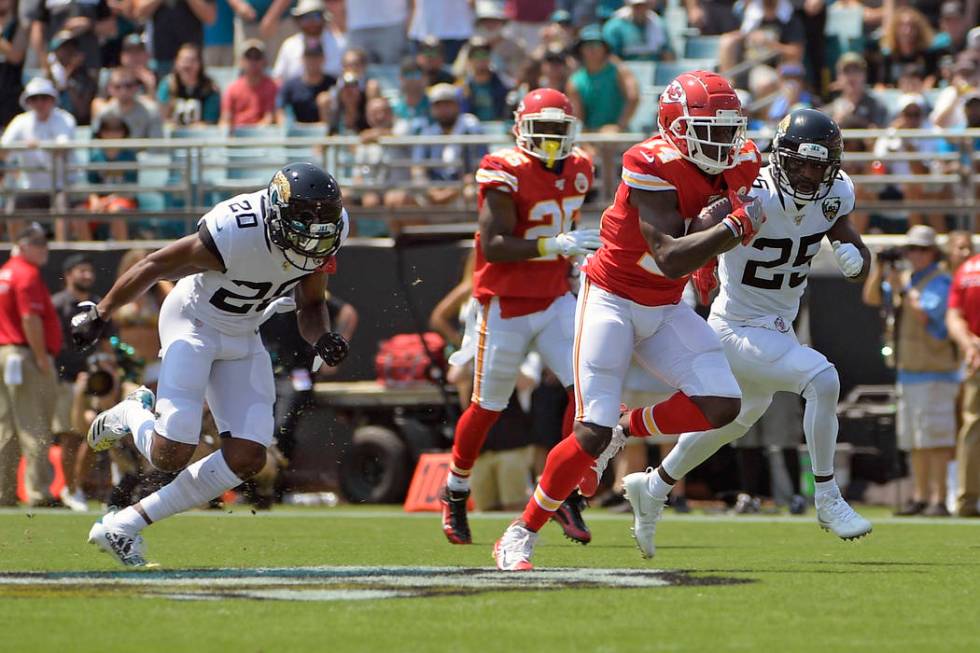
[[62, 253, 93, 273], [468, 35, 492, 52], [940, 0, 962, 17], [549, 9, 571, 24], [906, 225, 938, 248], [15, 222, 49, 245], [19, 77, 58, 109], [625, 0, 649, 6], [896, 93, 926, 113], [49, 30, 77, 51], [291, 0, 327, 18], [121, 33, 146, 50], [241, 39, 266, 57], [963, 90, 980, 106], [577, 24, 609, 49], [837, 51, 867, 72], [474, 0, 507, 20], [427, 83, 459, 104], [419, 35, 442, 54]]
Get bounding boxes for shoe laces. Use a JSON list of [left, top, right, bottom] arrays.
[[502, 524, 538, 558], [821, 495, 858, 523]]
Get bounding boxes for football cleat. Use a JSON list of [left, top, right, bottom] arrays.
[[493, 521, 538, 571], [88, 514, 149, 567], [817, 492, 872, 540], [579, 423, 628, 497], [440, 487, 472, 544], [59, 486, 88, 512], [86, 386, 156, 452], [623, 469, 666, 559], [551, 491, 591, 544]]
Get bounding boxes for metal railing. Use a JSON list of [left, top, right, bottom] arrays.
[[1, 128, 978, 231]]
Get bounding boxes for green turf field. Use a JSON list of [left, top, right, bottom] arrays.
[[1, 506, 977, 653]]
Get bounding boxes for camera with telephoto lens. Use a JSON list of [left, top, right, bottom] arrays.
[[83, 337, 145, 396], [84, 353, 116, 397], [877, 246, 905, 264]]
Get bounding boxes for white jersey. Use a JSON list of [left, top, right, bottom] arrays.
[[712, 167, 855, 324], [170, 189, 349, 337]]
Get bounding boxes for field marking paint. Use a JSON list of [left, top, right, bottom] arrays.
[[0, 566, 746, 603], [3, 507, 979, 527]]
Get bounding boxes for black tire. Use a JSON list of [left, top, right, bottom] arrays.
[[340, 426, 410, 504]]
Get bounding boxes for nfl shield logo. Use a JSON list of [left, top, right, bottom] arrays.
[[774, 316, 788, 332], [821, 197, 841, 221]]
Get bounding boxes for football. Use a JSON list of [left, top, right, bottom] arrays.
[[688, 196, 740, 252]]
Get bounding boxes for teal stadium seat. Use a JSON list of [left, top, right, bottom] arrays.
[[366, 64, 400, 95], [286, 123, 326, 161], [685, 36, 721, 59], [209, 66, 239, 92], [653, 59, 716, 85], [625, 60, 657, 86]]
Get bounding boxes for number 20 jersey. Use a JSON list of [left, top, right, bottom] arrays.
[[172, 189, 349, 337], [585, 135, 761, 307], [472, 146, 593, 317], [712, 165, 855, 324]]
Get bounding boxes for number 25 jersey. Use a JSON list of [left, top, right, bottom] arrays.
[[472, 146, 593, 318], [172, 189, 349, 337], [585, 135, 761, 307], [713, 166, 855, 324]]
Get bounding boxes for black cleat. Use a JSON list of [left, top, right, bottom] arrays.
[[551, 491, 591, 544], [441, 487, 472, 544]]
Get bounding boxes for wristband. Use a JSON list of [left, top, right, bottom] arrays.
[[537, 237, 550, 257], [721, 216, 741, 238]]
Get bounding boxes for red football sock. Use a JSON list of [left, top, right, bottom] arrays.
[[560, 389, 575, 441], [628, 391, 714, 436], [522, 435, 595, 531], [450, 403, 501, 477]]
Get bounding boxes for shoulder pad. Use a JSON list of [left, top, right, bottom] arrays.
[[475, 149, 529, 193]]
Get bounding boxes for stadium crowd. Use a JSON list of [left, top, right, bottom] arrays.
[[0, 0, 979, 519], [0, 0, 978, 239]]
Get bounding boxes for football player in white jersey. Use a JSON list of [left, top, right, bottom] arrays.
[[70, 162, 351, 566], [617, 109, 874, 557]]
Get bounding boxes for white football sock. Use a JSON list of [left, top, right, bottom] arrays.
[[138, 451, 242, 526], [446, 470, 470, 493], [801, 368, 840, 478], [814, 479, 839, 504], [647, 468, 675, 501], [107, 505, 149, 535], [121, 400, 156, 461]]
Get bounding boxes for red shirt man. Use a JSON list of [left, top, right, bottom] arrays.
[[221, 40, 279, 128], [0, 226, 62, 358]]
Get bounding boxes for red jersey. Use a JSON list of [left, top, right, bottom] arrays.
[[585, 135, 761, 307], [0, 254, 62, 355], [473, 146, 594, 318], [949, 253, 980, 336]]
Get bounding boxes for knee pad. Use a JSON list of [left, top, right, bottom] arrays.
[[803, 367, 840, 404]]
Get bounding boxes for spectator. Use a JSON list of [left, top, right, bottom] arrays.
[[133, 0, 216, 75], [408, 0, 474, 63], [202, 0, 234, 66], [461, 36, 510, 121], [117, 34, 158, 98], [92, 67, 164, 138], [766, 62, 812, 123], [271, 0, 345, 83], [391, 57, 430, 125], [935, 0, 973, 56], [877, 6, 941, 87], [538, 9, 575, 51], [411, 82, 485, 207], [48, 31, 97, 126], [719, 0, 805, 73], [453, 1, 525, 83], [51, 254, 113, 511], [344, 0, 407, 64], [538, 43, 572, 93], [229, 0, 293, 65], [338, 46, 382, 101], [896, 61, 930, 96], [97, 0, 139, 69], [85, 111, 137, 240], [947, 230, 975, 273], [931, 54, 979, 129], [29, 0, 115, 73], [684, 0, 740, 36], [566, 25, 639, 132], [0, 0, 28, 130], [0, 223, 61, 507], [221, 39, 278, 127], [157, 42, 222, 126], [823, 52, 888, 128], [416, 35, 457, 87], [276, 41, 335, 124], [0, 77, 77, 221], [872, 93, 948, 231], [504, 0, 553, 51], [602, 0, 674, 62], [947, 246, 980, 517], [355, 96, 415, 219], [863, 225, 958, 517], [327, 71, 368, 134]]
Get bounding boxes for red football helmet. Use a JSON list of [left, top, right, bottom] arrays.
[[514, 88, 579, 164], [657, 70, 747, 175]]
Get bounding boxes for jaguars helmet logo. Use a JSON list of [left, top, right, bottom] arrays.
[[270, 170, 291, 205], [821, 197, 842, 221]]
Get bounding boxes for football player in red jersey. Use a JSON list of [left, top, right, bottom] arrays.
[[440, 88, 601, 545], [493, 71, 767, 570]]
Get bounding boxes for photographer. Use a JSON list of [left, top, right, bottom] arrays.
[[52, 254, 115, 511], [863, 226, 958, 516]]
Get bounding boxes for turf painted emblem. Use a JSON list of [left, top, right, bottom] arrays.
[[0, 566, 748, 603]]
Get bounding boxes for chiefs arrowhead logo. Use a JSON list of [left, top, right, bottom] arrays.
[[555, 179, 565, 190], [661, 80, 685, 105]]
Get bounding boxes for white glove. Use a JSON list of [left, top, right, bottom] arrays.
[[259, 295, 297, 324], [832, 240, 863, 278], [539, 229, 602, 257]]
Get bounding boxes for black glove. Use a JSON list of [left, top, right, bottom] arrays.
[[314, 332, 349, 367], [70, 301, 107, 350]]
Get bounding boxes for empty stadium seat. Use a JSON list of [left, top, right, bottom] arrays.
[[685, 36, 721, 59], [625, 60, 656, 86], [653, 59, 716, 85], [629, 90, 661, 134], [209, 66, 239, 91]]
